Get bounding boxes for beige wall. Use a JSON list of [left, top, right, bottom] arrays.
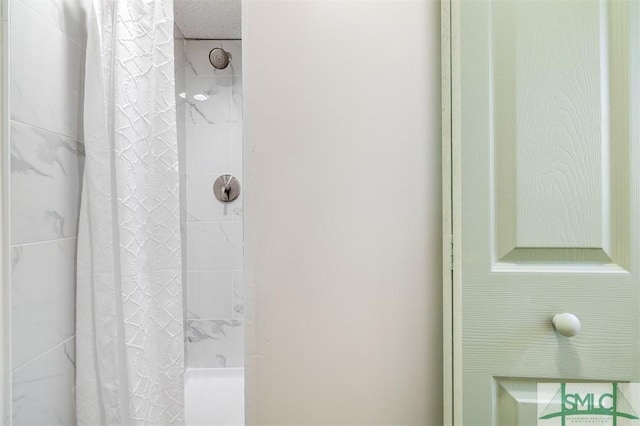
[[244, 1, 442, 424]]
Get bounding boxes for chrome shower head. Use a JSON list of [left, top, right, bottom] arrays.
[[209, 48, 231, 70]]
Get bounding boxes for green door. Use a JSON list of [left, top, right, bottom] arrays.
[[455, 0, 640, 424]]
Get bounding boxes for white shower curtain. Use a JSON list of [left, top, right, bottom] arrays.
[[76, 0, 183, 424]]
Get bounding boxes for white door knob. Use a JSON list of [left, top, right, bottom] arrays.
[[552, 313, 581, 337]]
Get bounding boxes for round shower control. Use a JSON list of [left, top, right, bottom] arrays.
[[213, 175, 240, 203]]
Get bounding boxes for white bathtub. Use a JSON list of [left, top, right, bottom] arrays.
[[185, 368, 245, 426]]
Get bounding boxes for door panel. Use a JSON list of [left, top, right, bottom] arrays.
[[496, 1, 604, 251], [493, 0, 631, 268], [457, 0, 640, 424]]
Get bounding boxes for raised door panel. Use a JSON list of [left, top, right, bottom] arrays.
[[493, 0, 630, 269], [457, 0, 640, 424]]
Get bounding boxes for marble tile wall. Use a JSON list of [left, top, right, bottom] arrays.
[[8, 5, 238, 423], [181, 40, 244, 368], [9, 0, 89, 423]]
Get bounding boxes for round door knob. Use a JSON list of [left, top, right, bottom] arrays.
[[552, 313, 581, 337]]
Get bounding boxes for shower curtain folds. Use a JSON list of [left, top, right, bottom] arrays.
[[76, 0, 184, 424]]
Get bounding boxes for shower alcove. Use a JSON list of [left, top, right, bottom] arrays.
[[4, 0, 244, 424], [174, 1, 245, 424]]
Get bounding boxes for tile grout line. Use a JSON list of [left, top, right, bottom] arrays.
[[17, 0, 88, 52], [9, 119, 85, 145], [10, 236, 77, 249], [12, 335, 75, 374]]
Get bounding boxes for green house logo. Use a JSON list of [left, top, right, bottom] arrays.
[[539, 383, 639, 425]]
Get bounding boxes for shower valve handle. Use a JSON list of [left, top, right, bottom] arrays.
[[221, 184, 231, 201], [213, 175, 241, 203]]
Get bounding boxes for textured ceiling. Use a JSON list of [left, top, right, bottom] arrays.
[[174, 0, 241, 40]]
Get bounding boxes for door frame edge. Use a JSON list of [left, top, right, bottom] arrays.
[[442, 0, 462, 424], [1, 0, 9, 421]]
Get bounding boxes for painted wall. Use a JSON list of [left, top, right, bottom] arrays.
[[180, 40, 244, 368], [9, 0, 89, 423], [244, 1, 442, 424]]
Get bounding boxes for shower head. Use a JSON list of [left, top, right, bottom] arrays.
[[209, 48, 231, 70]]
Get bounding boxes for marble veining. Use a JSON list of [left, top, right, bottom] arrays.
[[186, 99, 215, 125], [183, 40, 244, 368], [188, 319, 242, 342], [45, 210, 66, 239], [187, 320, 244, 368], [12, 338, 76, 426], [10, 121, 85, 245], [230, 75, 243, 123], [232, 270, 244, 318], [186, 222, 243, 270], [11, 0, 86, 141], [11, 238, 77, 369], [10, 0, 89, 422], [17, 0, 90, 48], [186, 76, 232, 125]]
